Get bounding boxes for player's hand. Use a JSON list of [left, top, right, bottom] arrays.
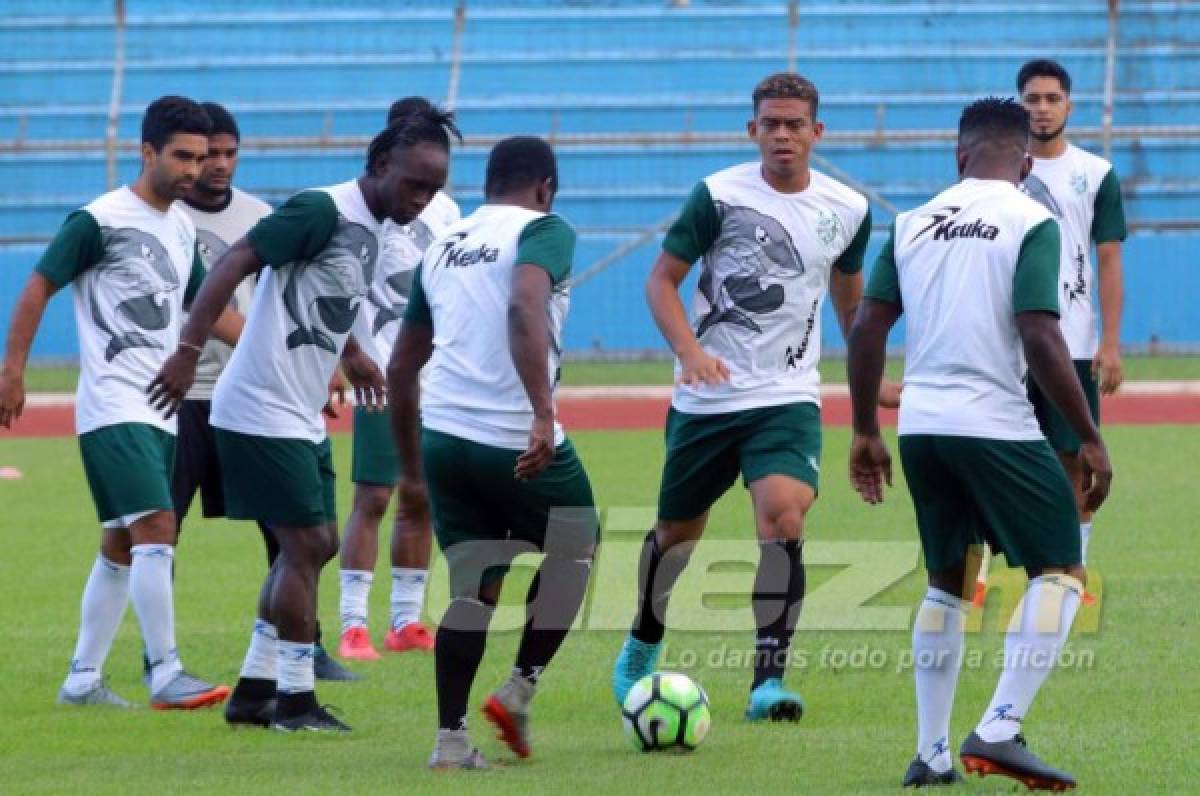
[[340, 348, 386, 411], [677, 345, 730, 388], [1078, 437, 1113, 513], [0, 367, 26, 429], [515, 414, 555, 481], [848, 432, 892, 505], [146, 345, 200, 419], [1093, 343, 1123, 395], [396, 474, 431, 528], [322, 369, 348, 419], [878, 379, 903, 409]]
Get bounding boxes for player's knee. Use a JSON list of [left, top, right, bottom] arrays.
[[655, 518, 705, 549], [763, 506, 806, 541], [353, 485, 391, 521]]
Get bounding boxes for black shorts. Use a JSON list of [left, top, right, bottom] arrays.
[[171, 399, 228, 520]]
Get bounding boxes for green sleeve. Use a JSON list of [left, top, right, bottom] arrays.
[[1091, 168, 1127, 244], [1013, 219, 1062, 315], [662, 181, 721, 263], [34, 210, 105, 288], [403, 264, 432, 326], [516, 214, 576, 285], [833, 205, 873, 274], [863, 222, 901, 307], [183, 245, 206, 305], [246, 190, 339, 268]]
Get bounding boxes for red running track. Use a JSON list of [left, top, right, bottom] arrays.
[[3, 393, 1198, 439]]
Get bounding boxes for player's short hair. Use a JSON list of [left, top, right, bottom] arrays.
[[484, 136, 558, 197], [365, 103, 462, 176], [1017, 59, 1072, 95], [752, 72, 819, 117], [387, 96, 436, 125], [141, 96, 212, 152], [199, 101, 240, 141], [958, 96, 1031, 153]]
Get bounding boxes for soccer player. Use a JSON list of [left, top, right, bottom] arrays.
[[172, 101, 354, 681], [1016, 59, 1125, 605], [846, 97, 1112, 789], [610, 73, 896, 720], [0, 96, 240, 708], [336, 97, 461, 662], [148, 106, 459, 732], [388, 136, 599, 769]]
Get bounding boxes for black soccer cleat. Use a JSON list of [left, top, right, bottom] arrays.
[[960, 731, 1076, 791], [902, 757, 964, 788], [270, 704, 352, 734], [314, 643, 361, 682], [224, 696, 276, 728]]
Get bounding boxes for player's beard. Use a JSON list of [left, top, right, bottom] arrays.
[[1031, 122, 1067, 143]]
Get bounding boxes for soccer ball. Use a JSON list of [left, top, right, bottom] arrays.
[[621, 671, 711, 752]]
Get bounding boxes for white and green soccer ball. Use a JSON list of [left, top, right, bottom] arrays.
[[621, 671, 711, 752]]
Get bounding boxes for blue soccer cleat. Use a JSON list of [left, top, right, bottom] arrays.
[[745, 678, 805, 722], [611, 635, 662, 706]]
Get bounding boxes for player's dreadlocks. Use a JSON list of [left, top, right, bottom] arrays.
[[365, 104, 462, 176]]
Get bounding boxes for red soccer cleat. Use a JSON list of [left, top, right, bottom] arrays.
[[385, 622, 435, 653], [338, 626, 381, 661]]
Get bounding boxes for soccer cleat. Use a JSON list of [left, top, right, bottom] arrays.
[[902, 757, 964, 788], [224, 696, 276, 728], [270, 704, 351, 733], [57, 679, 133, 708], [337, 626, 381, 661], [611, 635, 662, 706], [482, 676, 535, 759], [971, 581, 988, 608], [150, 670, 231, 710], [960, 731, 1076, 791], [428, 729, 489, 770], [315, 642, 361, 681], [1082, 591, 1098, 607], [745, 677, 805, 722], [385, 621, 435, 652]]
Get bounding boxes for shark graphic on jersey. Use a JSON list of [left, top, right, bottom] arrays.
[[283, 220, 378, 352], [696, 202, 804, 338], [92, 227, 181, 362], [1021, 175, 1063, 218]]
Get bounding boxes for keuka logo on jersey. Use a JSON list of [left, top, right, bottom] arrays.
[[430, 232, 499, 271], [910, 206, 999, 243]]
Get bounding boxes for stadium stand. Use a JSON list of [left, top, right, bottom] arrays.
[[1, 0, 1197, 356]]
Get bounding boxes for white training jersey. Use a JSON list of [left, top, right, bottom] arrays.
[[1023, 144, 1127, 359], [210, 180, 382, 443], [662, 162, 871, 414], [179, 187, 272, 400], [360, 191, 460, 370], [35, 186, 205, 435], [406, 203, 576, 450], [866, 178, 1062, 440]]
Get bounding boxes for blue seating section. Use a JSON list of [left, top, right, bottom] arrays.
[[2, 1, 1198, 357]]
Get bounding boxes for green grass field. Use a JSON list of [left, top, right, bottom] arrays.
[[0, 426, 1193, 793], [21, 354, 1200, 392]]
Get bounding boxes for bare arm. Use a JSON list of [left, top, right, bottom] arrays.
[[646, 250, 728, 386], [208, 306, 245, 348], [509, 264, 556, 480], [147, 238, 263, 415], [846, 299, 903, 504], [0, 273, 58, 428], [833, 268, 901, 409], [1018, 310, 1113, 511], [340, 333, 387, 410], [1093, 241, 1124, 394], [387, 320, 434, 482]]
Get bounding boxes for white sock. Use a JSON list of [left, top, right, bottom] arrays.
[[339, 569, 373, 632], [1079, 522, 1092, 565], [390, 567, 428, 630], [63, 555, 131, 694], [277, 640, 315, 695], [239, 619, 278, 681], [130, 544, 184, 692], [976, 574, 1083, 742], [913, 588, 968, 773]]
